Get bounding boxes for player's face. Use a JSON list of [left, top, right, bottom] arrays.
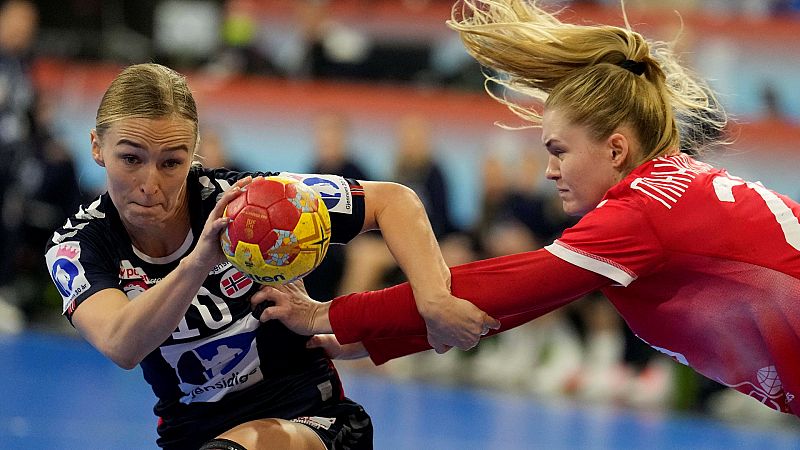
[[541, 109, 624, 216], [91, 116, 196, 231]]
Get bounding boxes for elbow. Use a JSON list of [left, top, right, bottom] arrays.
[[112, 356, 141, 371], [392, 182, 426, 213], [364, 181, 427, 231], [73, 309, 147, 370], [101, 341, 144, 370]]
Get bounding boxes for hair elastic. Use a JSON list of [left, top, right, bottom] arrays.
[[619, 59, 646, 76]]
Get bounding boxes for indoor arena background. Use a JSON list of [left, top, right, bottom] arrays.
[[2, 1, 800, 448]]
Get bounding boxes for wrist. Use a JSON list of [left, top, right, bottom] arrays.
[[178, 253, 214, 279], [312, 301, 333, 334], [411, 284, 451, 308], [409, 267, 452, 309]]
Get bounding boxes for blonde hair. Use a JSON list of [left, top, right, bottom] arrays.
[[448, 0, 727, 169], [95, 63, 199, 151]]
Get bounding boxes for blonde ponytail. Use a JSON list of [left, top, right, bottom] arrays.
[[448, 0, 727, 163]]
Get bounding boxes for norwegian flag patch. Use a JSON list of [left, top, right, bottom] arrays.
[[220, 267, 254, 298]]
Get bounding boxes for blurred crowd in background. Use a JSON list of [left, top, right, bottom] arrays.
[[2, 0, 800, 431]]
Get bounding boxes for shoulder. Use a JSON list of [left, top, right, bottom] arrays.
[[45, 195, 120, 310], [189, 165, 272, 201], [45, 194, 117, 254]]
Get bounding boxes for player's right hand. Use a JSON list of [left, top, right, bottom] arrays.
[[189, 176, 252, 271], [416, 293, 501, 353]]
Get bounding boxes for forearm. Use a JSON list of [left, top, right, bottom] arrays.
[[370, 183, 451, 301], [330, 249, 609, 344], [99, 256, 210, 367], [361, 302, 575, 365]]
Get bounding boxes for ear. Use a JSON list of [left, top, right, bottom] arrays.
[[90, 130, 105, 167], [607, 132, 630, 170]]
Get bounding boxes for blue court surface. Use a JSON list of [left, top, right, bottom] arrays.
[[3, 331, 800, 449]]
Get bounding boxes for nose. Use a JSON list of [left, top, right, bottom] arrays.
[[545, 155, 560, 180], [139, 165, 160, 196]]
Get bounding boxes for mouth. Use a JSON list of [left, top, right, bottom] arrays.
[[132, 201, 159, 208]]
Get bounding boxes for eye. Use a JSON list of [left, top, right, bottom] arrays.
[[121, 154, 140, 165], [162, 159, 185, 169]]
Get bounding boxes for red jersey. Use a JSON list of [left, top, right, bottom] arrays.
[[329, 154, 800, 415], [546, 154, 800, 414]]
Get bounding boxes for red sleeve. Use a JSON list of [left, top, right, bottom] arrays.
[[330, 248, 611, 363], [360, 301, 589, 365]]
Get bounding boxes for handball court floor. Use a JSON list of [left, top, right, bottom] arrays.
[[3, 332, 800, 449]]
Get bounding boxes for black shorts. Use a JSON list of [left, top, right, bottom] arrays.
[[290, 397, 373, 450], [198, 397, 373, 450]]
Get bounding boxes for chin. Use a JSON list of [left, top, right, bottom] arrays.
[[123, 209, 162, 227], [562, 202, 591, 217], [561, 201, 579, 217]]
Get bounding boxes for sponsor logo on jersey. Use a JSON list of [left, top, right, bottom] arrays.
[[757, 365, 782, 396], [718, 367, 788, 413], [209, 261, 233, 275], [123, 280, 149, 300], [220, 268, 254, 298], [45, 242, 91, 313], [160, 316, 262, 403], [279, 172, 354, 214], [119, 259, 153, 283]]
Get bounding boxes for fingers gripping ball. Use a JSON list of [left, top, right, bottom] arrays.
[[220, 176, 332, 285]]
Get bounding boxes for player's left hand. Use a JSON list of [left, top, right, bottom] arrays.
[[415, 294, 500, 353], [251, 279, 332, 335]]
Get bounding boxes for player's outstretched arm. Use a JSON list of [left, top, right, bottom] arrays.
[[257, 249, 611, 364], [330, 249, 609, 345]]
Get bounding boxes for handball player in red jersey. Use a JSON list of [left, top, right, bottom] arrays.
[[253, 0, 800, 417]]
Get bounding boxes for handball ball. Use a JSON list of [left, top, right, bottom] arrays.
[[221, 176, 332, 285]]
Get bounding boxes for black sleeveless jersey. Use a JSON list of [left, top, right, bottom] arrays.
[[44, 166, 366, 448]]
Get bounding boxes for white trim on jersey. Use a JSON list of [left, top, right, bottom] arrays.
[[545, 241, 636, 287]]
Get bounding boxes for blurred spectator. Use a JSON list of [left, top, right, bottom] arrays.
[[391, 113, 456, 238], [472, 139, 520, 248], [1, 1, 82, 330], [266, 0, 371, 79], [0, 0, 39, 332], [473, 137, 575, 253], [205, 0, 277, 77], [336, 114, 465, 298], [303, 111, 371, 301], [760, 82, 795, 124], [308, 112, 369, 180], [772, 0, 800, 12], [197, 125, 245, 172], [428, 34, 486, 91]]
